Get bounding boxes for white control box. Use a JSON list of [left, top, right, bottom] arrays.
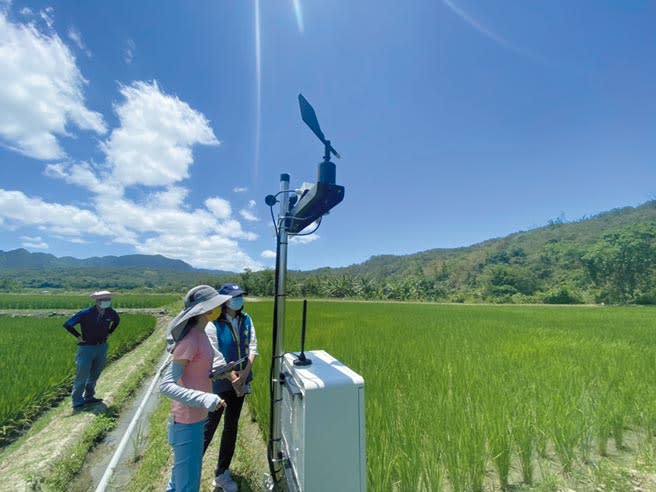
[[280, 350, 366, 492]]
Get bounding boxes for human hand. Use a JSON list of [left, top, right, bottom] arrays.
[[232, 374, 246, 397], [229, 370, 241, 384], [209, 396, 227, 411]]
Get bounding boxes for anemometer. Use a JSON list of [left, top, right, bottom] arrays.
[[265, 94, 345, 234]]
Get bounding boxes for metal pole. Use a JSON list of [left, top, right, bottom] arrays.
[[271, 173, 290, 485]]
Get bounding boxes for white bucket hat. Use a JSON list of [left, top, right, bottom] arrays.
[[166, 285, 231, 344], [90, 290, 113, 300]]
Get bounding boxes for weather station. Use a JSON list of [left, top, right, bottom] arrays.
[[264, 95, 366, 492]]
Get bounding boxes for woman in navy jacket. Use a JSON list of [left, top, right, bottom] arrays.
[[203, 283, 257, 492]]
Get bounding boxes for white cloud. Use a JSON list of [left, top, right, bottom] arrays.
[[147, 186, 188, 209], [20, 235, 48, 249], [67, 27, 91, 57], [69, 237, 89, 244], [136, 233, 262, 272], [239, 209, 259, 222], [124, 38, 135, 64], [205, 196, 231, 219], [261, 249, 276, 259], [239, 199, 259, 221], [93, 192, 257, 259], [215, 218, 257, 240], [0, 12, 106, 159], [45, 162, 121, 197], [0, 189, 106, 237], [39, 7, 54, 29], [233, 186, 248, 193], [102, 80, 219, 187], [290, 233, 320, 245]]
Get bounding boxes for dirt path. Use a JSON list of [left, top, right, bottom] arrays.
[[0, 315, 168, 491]]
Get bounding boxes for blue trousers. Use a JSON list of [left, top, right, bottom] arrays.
[[72, 343, 108, 406], [167, 418, 206, 492]]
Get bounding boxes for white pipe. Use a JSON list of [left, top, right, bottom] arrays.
[[95, 354, 171, 492]]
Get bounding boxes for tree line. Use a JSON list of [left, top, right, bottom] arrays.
[[231, 222, 656, 305], [2, 222, 656, 305]]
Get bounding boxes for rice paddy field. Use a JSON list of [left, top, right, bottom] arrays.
[[0, 293, 178, 309], [0, 313, 156, 444], [245, 301, 656, 491]]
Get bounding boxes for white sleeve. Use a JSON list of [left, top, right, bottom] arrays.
[[205, 321, 227, 370], [248, 316, 258, 356], [159, 360, 221, 410]]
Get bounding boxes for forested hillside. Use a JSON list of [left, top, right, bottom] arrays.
[[3, 201, 656, 304], [268, 201, 656, 304]]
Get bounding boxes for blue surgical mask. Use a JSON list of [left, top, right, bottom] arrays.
[[99, 300, 111, 309], [228, 296, 244, 311]]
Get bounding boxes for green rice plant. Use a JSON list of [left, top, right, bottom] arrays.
[[244, 301, 656, 492], [515, 418, 535, 484], [489, 403, 513, 489], [0, 314, 156, 443], [577, 392, 595, 464], [509, 382, 537, 484], [0, 293, 177, 309]]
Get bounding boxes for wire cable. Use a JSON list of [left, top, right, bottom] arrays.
[[289, 216, 322, 236]]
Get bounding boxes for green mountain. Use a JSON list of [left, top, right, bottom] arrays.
[[279, 200, 656, 304], [0, 249, 197, 271], [0, 249, 234, 292]]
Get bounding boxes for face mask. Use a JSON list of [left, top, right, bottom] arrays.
[[99, 300, 111, 309], [207, 306, 221, 321], [228, 296, 244, 311]]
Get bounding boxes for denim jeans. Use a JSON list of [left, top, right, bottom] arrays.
[[167, 418, 207, 492], [72, 343, 108, 406]]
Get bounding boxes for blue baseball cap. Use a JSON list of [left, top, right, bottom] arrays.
[[218, 283, 246, 298]]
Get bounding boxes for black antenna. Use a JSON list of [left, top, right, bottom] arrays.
[[299, 94, 341, 161], [294, 299, 312, 366]]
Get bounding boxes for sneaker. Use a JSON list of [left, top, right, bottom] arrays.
[[84, 397, 103, 404], [212, 470, 238, 492]]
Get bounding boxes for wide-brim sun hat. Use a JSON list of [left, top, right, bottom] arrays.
[[167, 285, 231, 342], [90, 290, 113, 300], [218, 283, 247, 298]]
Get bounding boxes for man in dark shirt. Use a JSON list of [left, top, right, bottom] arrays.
[[63, 290, 120, 409]]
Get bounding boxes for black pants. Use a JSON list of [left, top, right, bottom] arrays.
[[203, 388, 245, 475]]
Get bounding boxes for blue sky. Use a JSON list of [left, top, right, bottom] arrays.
[[0, 1, 654, 272]]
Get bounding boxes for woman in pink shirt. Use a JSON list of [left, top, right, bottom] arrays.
[[160, 285, 232, 492]]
